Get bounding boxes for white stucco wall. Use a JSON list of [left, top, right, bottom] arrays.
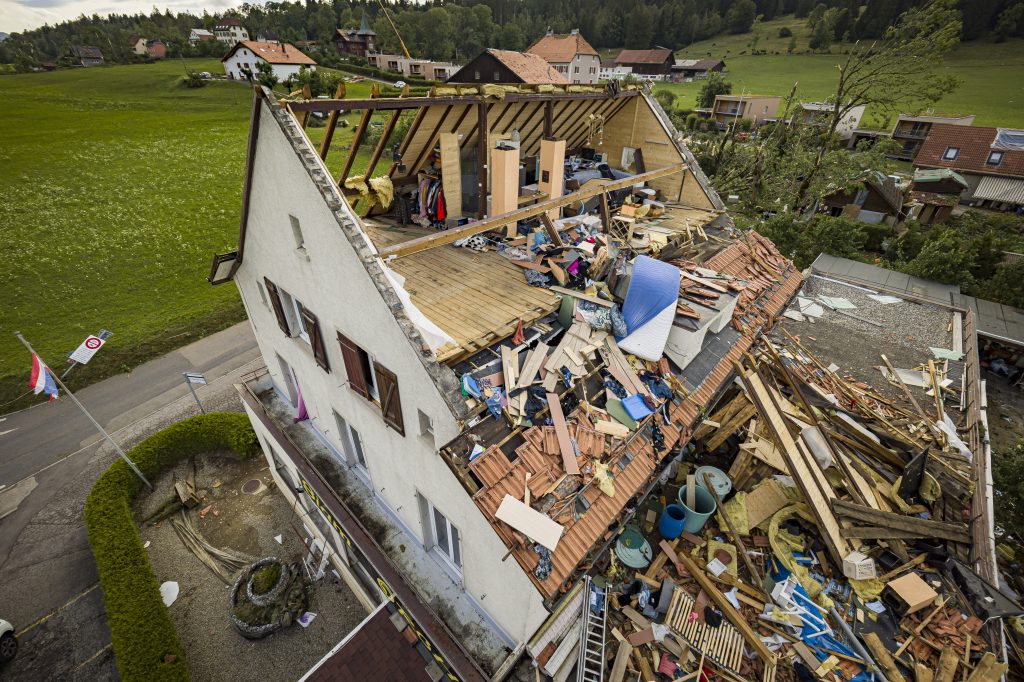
[[568, 53, 600, 85], [223, 48, 312, 82], [232, 100, 549, 646]]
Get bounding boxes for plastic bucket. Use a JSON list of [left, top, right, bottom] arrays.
[[658, 504, 687, 539], [677, 485, 716, 533]]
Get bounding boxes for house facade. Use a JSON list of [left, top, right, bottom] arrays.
[[525, 29, 600, 85], [333, 12, 377, 57], [599, 60, 632, 81], [890, 113, 975, 161], [914, 124, 1024, 211], [613, 47, 675, 76], [222, 41, 317, 83], [822, 171, 905, 225], [146, 40, 167, 59], [796, 101, 865, 139], [906, 168, 968, 225], [209, 80, 749, 678], [447, 49, 568, 85], [189, 28, 215, 46], [129, 34, 147, 56], [710, 94, 780, 128], [214, 17, 249, 45], [69, 45, 104, 66], [672, 58, 725, 80], [366, 53, 457, 81]]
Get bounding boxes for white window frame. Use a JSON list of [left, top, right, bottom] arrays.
[[281, 291, 310, 345], [943, 146, 960, 161], [332, 410, 370, 483], [289, 214, 306, 252], [428, 501, 462, 573], [987, 150, 1003, 166]]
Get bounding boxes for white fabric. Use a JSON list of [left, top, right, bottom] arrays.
[[160, 581, 179, 606], [381, 265, 456, 352], [618, 302, 676, 360]]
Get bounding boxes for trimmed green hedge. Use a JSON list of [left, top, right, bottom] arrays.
[[84, 412, 259, 681]]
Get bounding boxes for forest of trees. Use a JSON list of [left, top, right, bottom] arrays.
[[2, 0, 1024, 70]]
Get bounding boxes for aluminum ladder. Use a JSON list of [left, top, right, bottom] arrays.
[[576, 576, 608, 682]]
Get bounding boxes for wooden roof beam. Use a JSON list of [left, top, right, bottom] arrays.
[[377, 163, 686, 259], [286, 88, 641, 113]]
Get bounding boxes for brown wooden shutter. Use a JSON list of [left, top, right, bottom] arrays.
[[263, 277, 290, 336], [374, 361, 405, 436], [299, 304, 329, 372], [336, 331, 370, 399]]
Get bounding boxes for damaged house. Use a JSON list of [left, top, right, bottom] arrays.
[[208, 78, 1012, 681]]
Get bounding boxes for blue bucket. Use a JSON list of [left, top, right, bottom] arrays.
[[658, 504, 687, 539]]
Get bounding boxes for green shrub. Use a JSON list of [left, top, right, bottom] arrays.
[[861, 223, 893, 253], [84, 413, 258, 681], [251, 563, 282, 595]]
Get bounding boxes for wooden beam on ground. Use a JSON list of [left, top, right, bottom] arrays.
[[338, 84, 379, 186], [378, 164, 686, 259], [676, 551, 775, 663], [831, 499, 971, 544], [318, 81, 346, 159], [863, 633, 907, 682], [539, 213, 564, 246], [547, 392, 580, 475]]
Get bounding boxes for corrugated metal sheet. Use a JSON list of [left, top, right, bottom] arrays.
[[973, 175, 1024, 204]]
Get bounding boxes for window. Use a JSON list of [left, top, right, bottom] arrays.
[[474, 70, 480, 80], [289, 214, 305, 250], [987, 150, 1004, 166], [429, 502, 461, 571], [418, 409, 434, 443], [262, 278, 330, 371], [943, 146, 960, 161], [493, 70, 500, 81], [333, 410, 369, 474], [336, 331, 405, 435]]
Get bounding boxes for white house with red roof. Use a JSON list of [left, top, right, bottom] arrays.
[[526, 29, 601, 85], [222, 40, 317, 84]]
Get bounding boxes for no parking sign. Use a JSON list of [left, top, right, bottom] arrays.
[[69, 335, 106, 364]]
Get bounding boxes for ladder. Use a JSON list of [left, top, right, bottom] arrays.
[[576, 576, 608, 682]]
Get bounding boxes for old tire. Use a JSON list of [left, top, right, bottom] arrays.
[[0, 633, 17, 663]]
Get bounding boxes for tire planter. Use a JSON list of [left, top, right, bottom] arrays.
[[245, 557, 290, 607], [229, 568, 282, 639]]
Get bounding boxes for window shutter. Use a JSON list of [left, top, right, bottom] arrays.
[[374, 361, 405, 436], [336, 331, 370, 399], [263, 277, 290, 336], [300, 304, 329, 372]]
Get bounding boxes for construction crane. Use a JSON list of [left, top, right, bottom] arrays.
[[377, 0, 411, 60]]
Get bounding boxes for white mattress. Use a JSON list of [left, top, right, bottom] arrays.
[[618, 303, 676, 361]]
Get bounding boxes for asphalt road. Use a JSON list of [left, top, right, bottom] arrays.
[[0, 322, 260, 680]]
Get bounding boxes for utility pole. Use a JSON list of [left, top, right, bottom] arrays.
[[15, 332, 152, 490]]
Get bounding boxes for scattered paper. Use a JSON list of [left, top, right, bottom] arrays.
[[143, 540, 151, 549], [868, 294, 902, 304], [724, 588, 741, 610], [818, 295, 856, 310], [706, 557, 727, 577], [297, 612, 317, 627], [160, 581, 179, 607], [863, 600, 887, 614], [274, 535, 283, 545], [930, 346, 964, 361]]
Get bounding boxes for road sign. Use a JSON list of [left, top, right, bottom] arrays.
[[184, 372, 207, 385], [69, 335, 106, 364]]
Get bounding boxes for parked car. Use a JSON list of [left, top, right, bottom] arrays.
[[199, 71, 211, 79], [0, 619, 16, 663]]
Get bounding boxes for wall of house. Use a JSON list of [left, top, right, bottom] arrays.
[[449, 53, 524, 84], [223, 49, 311, 82], [568, 53, 600, 84], [597, 95, 688, 203], [233, 102, 549, 645]]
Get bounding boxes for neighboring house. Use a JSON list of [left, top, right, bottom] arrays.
[[710, 94, 780, 129], [146, 40, 167, 59], [366, 53, 457, 81], [906, 168, 968, 225], [214, 17, 249, 44], [68, 45, 104, 67], [128, 34, 147, 56], [796, 102, 865, 139], [890, 113, 975, 161], [222, 41, 317, 82], [613, 47, 675, 76], [914, 124, 1024, 211], [599, 60, 632, 81], [208, 80, 801, 680], [189, 28, 215, 46], [333, 12, 377, 57], [447, 49, 568, 85], [672, 58, 725, 80], [822, 171, 904, 225], [525, 29, 600, 85], [254, 29, 279, 42]]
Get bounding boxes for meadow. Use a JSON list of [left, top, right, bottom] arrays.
[[654, 17, 1024, 129], [0, 59, 376, 407]]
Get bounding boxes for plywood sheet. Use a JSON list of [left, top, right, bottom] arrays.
[[496, 494, 564, 551]]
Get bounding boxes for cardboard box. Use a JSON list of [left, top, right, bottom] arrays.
[[842, 551, 877, 580], [883, 572, 938, 616]]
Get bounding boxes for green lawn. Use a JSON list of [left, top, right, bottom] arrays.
[[0, 60, 377, 408], [655, 17, 1024, 129]]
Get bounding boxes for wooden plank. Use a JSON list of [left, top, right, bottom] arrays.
[[338, 84, 378, 185], [547, 393, 580, 475], [317, 81, 346, 159], [495, 495, 564, 551], [831, 500, 971, 543], [549, 286, 614, 308], [379, 164, 687, 258], [609, 640, 632, 682], [595, 420, 630, 437], [705, 403, 757, 451], [863, 632, 908, 682], [516, 343, 550, 388], [676, 551, 775, 662], [439, 131, 463, 222], [539, 213, 564, 247]]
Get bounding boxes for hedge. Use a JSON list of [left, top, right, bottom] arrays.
[[84, 412, 259, 681]]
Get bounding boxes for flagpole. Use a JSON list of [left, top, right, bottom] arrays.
[[14, 332, 152, 490]]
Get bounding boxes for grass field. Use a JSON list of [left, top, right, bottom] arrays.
[[0, 59, 381, 408], [655, 16, 1024, 129]]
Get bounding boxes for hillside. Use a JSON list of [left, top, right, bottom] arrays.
[[655, 16, 1024, 129]]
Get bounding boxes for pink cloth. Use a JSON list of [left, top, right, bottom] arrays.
[[293, 383, 308, 423]]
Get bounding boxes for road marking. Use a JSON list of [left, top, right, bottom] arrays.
[[0, 428, 17, 436], [72, 643, 112, 672], [16, 582, 100, 637]]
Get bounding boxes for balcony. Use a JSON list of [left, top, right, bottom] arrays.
[[893, 127, 928, 139], [244, 377, 511, 674]]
